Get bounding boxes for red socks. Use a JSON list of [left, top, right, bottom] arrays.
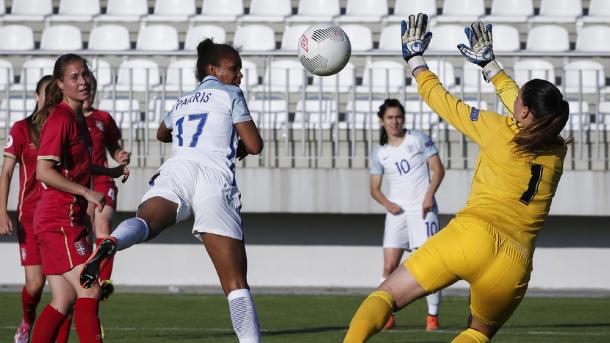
[[74, 298, 102, 343], [21, 287, 42, 325], [31, 305, 65, 343], [55, 314, 73, 343], [96, 238, 114, 282]]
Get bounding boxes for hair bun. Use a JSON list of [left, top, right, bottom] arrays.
[[197, 38, 215, 55]]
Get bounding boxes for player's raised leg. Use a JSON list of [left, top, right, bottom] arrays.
[[203, 233, 261, 343]]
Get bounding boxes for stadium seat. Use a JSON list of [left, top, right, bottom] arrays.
[[191, 0, 244, 23], [0, 59, 14, 91], [257, 59, 306, 93], [247, 96, 288, 129], [89, 58, 113, 89], [359, 60, 405, 94], [240, 0, 292, 23], [144, 0, 196, 22], [40, 25, 83, 51], [308, 62, 356, 92], [240, 59, 259, 94], [0, 25, 34, 51], [293, 98, 339, 129], [344, 97, 386, 129], [484, 0, 533, 23], [147, 96, 175, 129], [576, 26, 610, 52], [0, 0, 5, 16], [580, 0, 610, 24], [115, 59, 161, 92], [565, 101, 590, 131], [404, 100, 437, 130], [435, 0, 485, 23], [184, 25, 226, 50], [339, 0, 388, 23], [157, 59, 198, 92], [0, 98, 36, 128], [526, 25, 570, 52], [342, 25, 373, 51], [96, 0, 148, 23], [531, 0, 583, 23], [98, 98, 142, 130], [427, 25, 463, 52], [563, 60, 606, 94], [3, 0, 52, 22], [88, 25, 131, 51], [136, 25, 179, 51], [286, 0, 340, 23], [12, 58, 54, 92], [406, 59, 456, 93], [49, 0, 101, 23], [233, 25, 276, 51], [378, 25, 401, 51], [594, 101, 610, 131], [280, 25, 309, 51], [513, 59, 555, 86], [490, 25, 521, 52], [384, 0, 437, 23], [460, 62, 496, 94]]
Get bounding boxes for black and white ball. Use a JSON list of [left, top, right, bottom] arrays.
[[297, 24, 351, 76]]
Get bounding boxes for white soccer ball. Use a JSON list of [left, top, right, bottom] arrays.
[[297, 24, 351, 76]]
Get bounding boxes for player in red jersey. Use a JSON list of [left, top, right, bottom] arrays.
[[28, 54, 123, 343], [82, 75, 130, 300], [0, 75, 53, 343]]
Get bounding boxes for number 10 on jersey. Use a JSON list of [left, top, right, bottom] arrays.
[[176, 113, 208, 147]]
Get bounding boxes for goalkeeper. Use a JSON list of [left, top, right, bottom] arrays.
[[344, 13, 572, 343]]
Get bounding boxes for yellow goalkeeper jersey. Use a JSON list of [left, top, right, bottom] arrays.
[[416, 70, 567, 250]]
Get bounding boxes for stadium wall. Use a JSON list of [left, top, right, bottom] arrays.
[[1, 167, 609, 291]]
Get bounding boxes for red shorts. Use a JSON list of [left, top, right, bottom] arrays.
[[93, 183, 118, 209], [17, 219, 42, 266], [35, 226, 92, 276]]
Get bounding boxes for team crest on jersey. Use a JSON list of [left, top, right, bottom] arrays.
[[74, 241, 87, 256], [407, 144, 416, 153], [96, 120, 105, 132], [20, 247, 26, 261], [5, 135, 13, 148]]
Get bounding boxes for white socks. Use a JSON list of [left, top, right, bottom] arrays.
[[112, 217, 150, 251], [426, 291, 441, 316], [227, 289, 261, 343]]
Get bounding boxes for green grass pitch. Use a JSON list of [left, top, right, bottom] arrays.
[[1, 292, 609, 342]]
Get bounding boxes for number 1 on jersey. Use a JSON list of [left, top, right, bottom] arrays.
[[176, 113, 209, 147]]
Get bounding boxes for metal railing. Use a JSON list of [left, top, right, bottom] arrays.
[[1, 51, 609, 170]]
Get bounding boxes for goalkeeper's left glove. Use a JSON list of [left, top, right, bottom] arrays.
[[401, 13, 432, 73], [457, 21, 502, 82]]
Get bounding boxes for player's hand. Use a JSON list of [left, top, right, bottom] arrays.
[[115, 150, 131, 165], [109, 165, 130, 183], [0, 211, 13, 236], [422, 196, 434, 219], [457, 21, 494, 67], [236, 140, 248, 161], [84, 189, 106, 213], [386, 202, 402, 215], [401, 13, 432, 63]]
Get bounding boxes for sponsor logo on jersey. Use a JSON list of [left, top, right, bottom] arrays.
[[470, 107, 480, 121], [74, 240, 87, 256]]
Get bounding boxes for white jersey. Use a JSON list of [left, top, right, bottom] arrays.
[[369, 129, 439, 212], [163, 75, 252, 182]]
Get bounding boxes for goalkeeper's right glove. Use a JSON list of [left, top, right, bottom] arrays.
[[401, 13, 432, 73], [457, 21, 502, 82]]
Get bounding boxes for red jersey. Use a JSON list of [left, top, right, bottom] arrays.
[[3, 119, 40, 223], [34, 102, 93, 230], [85, 110, 121, 185]]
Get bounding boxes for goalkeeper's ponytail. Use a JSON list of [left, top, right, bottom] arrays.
[[512, 79, 573, 157], [377, 99, 406, 145]]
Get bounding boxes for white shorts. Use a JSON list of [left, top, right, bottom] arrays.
[[383, 209, 440, 250], [140, 158, 243, 240]]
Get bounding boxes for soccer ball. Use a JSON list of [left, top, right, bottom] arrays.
[[297, 24, 351, 76]]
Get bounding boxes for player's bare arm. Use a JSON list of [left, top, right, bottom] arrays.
[[370, 174, 401, 215], [0, 156, 17, 235], [235, 120, 263, 156], [423, 154, 444, 218], [156, 121, 173, 143]]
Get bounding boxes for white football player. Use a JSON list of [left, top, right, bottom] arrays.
[[80, 39, 263, 343], [369, 99, 445, 331]]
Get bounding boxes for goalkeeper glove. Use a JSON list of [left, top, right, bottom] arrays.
[[401, 13, 432, 72], [457, 21, 502, 82]]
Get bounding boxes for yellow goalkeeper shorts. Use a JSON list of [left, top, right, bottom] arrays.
[[404, 217, 533, 326]]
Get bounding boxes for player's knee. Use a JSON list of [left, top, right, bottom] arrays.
[[25, 273, 45, 296]]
